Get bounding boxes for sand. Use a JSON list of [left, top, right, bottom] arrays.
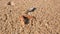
[[0, 0, 60, 34]]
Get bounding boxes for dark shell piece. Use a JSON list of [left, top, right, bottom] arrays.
[[23, 16, 29, 24]]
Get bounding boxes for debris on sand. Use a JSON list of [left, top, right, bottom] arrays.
[[27, 7, 36, 12], [19, 15, 34, 26], [25, 7, 36, 14]]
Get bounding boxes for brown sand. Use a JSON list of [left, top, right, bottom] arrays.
[[0, 0, 60, 34]]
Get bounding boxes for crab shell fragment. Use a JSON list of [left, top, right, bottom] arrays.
[[19, 15, 33, 27]]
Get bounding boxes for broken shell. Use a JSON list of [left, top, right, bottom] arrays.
[[19, 15, 34, 27], [27, 7, 36, 12]]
